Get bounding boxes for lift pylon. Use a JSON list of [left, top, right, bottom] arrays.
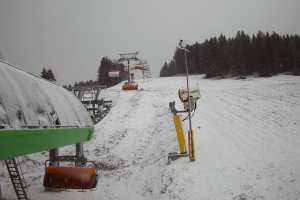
[[118, 51, 140, 90]]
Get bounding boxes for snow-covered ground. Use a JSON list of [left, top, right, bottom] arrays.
[[1, 75, 300, 200]]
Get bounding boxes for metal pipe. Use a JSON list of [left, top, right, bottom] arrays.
[[75, 143, 84, 166], [0, 184, 2, 200], [127, 59, 130, 82], [184, 49, 192, 131], [49, 148, 59, 166]]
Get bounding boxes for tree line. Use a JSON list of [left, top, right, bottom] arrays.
[[63, 57, 127, 90], [0, 49, 126, 88], [160, 31, 300, 78]]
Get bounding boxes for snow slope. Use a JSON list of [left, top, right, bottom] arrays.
[[1, 75, 300, 200]]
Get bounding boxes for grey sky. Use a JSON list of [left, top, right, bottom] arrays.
[[0, 0, 299, 84]]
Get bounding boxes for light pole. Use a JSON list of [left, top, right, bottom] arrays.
[[178, 40, 195, 161], [178, 40, 192, 133]]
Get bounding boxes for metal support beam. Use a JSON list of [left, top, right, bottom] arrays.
[[49, 148, 59, 166], [178, 40, 195, 162], [75, 143, 84, 166], [184, 49, 192, 132], [118, 51, 140, 83], [127, 60, 131, 82], [0, 184, 2, 200]]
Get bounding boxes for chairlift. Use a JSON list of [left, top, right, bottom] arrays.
[[122, 81, 139, 90], [43, 155, 98, 190]]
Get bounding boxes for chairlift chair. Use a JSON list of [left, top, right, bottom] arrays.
[[43, 156, 98, 190], [122, 82, 139, 90]]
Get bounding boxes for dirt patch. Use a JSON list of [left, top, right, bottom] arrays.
[[95, 156, 128, 171], [96, 162, 120, 171]]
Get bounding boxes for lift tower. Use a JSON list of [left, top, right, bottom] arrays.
[[118, 51, 140, 90]]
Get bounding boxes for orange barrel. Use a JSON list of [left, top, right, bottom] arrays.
[[43, 166, 97, 189]]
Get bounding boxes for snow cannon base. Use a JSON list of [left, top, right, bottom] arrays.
[[167, 152, 188, 164], [122, 82, 138, 90], [43, 166, 98, 189]]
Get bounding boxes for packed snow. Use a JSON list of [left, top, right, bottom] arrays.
[[1, 75, 300, 200]]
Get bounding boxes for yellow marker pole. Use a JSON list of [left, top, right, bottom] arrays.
[[173, 114, 187, 154], [188, 130, 195, 161]]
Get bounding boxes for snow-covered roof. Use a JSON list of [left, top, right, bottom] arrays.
[[0, 60, 93, 129]]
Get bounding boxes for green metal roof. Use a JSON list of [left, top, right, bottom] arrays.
[[0, 60, 94, 160]]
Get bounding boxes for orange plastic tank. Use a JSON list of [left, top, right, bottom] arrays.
[[43, 166, 97, 189]]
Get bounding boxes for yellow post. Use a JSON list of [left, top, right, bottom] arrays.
[[173, 114, 187, 154], [188, 130, 195, 161]]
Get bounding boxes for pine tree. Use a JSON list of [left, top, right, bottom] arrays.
[[98, 57, 110, 85], [159, 62, 169, 77], [47, 69, 56, 81], [97, 57, 124, 87], [41, 68, 49, 80], [41, 68, 56, 81]]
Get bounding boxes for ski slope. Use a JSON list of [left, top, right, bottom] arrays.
[[1, 75, 300, 200]]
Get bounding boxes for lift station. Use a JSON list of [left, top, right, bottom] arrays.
[[0, 60, 97, 200]]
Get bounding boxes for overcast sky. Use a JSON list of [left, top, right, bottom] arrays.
[[1, 0, 300, 84]]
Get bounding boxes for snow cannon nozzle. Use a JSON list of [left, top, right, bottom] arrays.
[[178, 88, 201, 113]]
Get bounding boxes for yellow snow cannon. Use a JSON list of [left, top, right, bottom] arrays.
[[168, 88, 201, 162], [178, 88, 201, 110]]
